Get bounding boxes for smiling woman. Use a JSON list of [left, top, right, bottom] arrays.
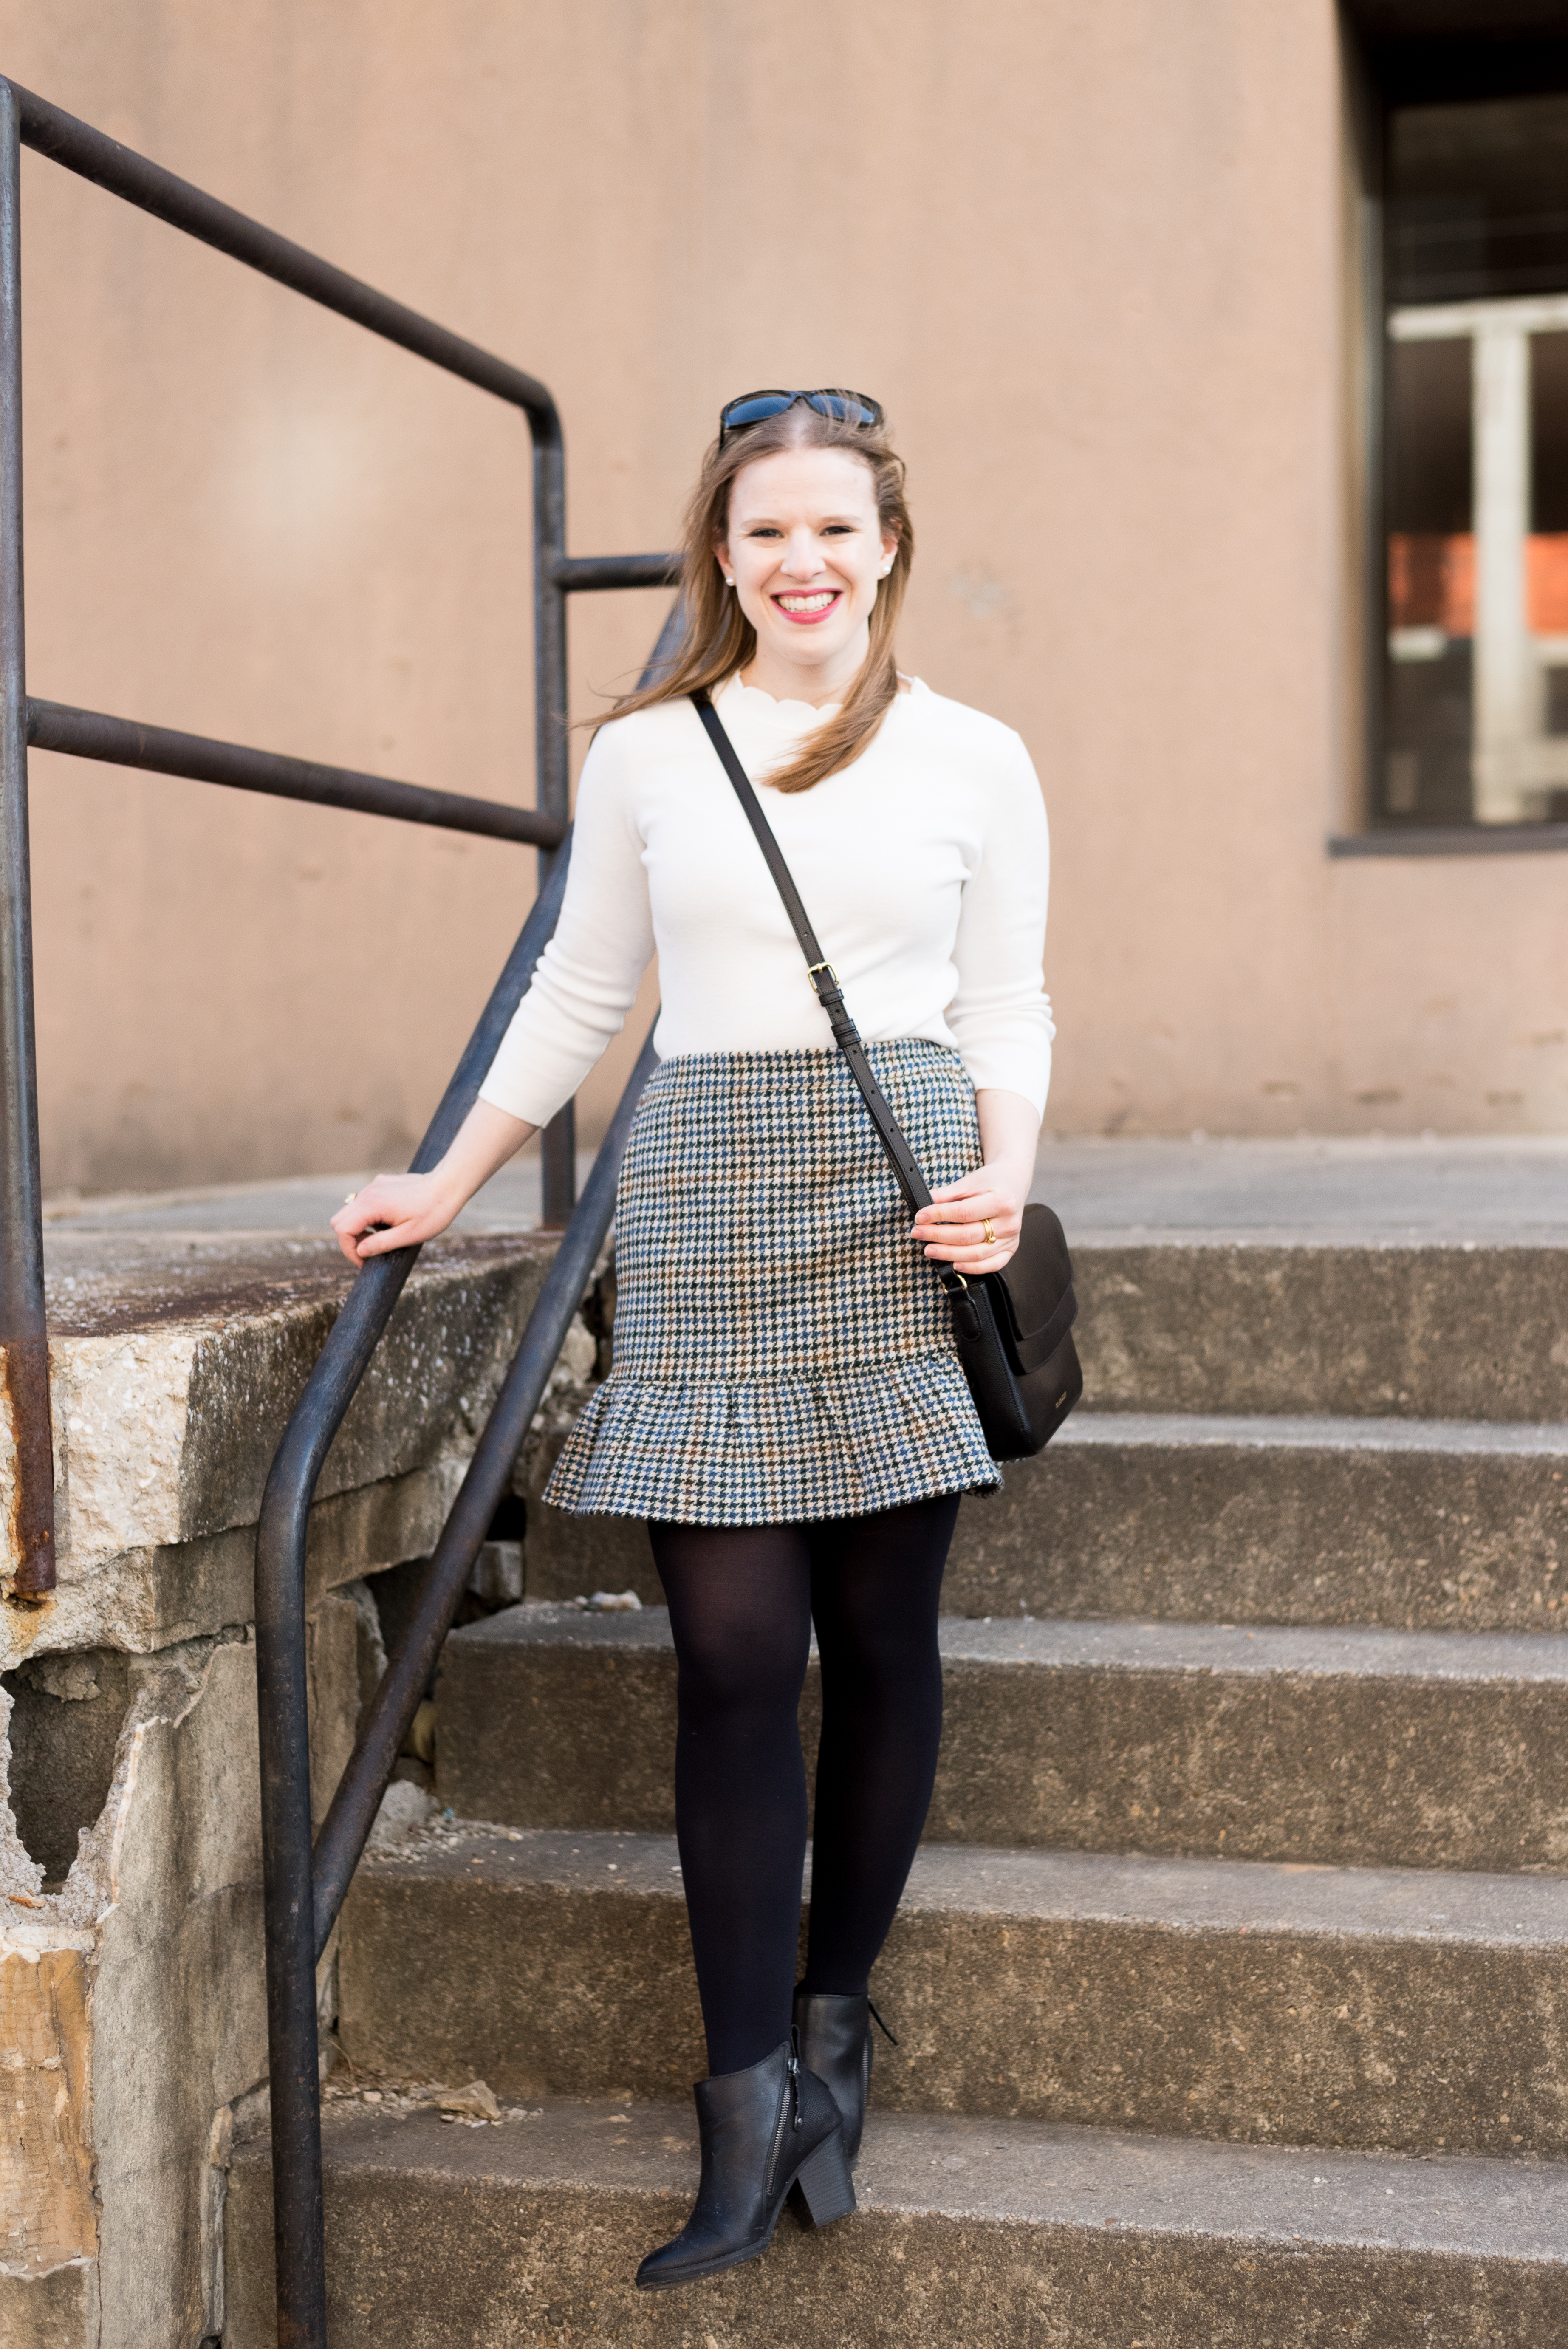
[[330, 388, 1054, 2297], [604, 392, 915, 792]]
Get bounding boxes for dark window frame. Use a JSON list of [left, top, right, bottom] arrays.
[[1335, 1, 1568, 853]]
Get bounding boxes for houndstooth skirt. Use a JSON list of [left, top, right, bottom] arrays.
[[545, 1038, 999, 1524]]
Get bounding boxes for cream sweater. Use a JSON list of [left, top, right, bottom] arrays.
[[479, 671, 1054, 1128]]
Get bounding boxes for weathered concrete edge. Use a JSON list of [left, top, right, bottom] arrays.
[[2, 1233, 558, 1595], [236, 2096, 1568, 2254], [357, 1826, 1568, 1950], [221, 2103, 1568, 2349], [454, 1597, 1568, 1683]]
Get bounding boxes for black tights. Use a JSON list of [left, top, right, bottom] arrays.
[[648, 1492, 958, 2077]]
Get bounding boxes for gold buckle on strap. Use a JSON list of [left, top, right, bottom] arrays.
[[807, 961, 840, 991]]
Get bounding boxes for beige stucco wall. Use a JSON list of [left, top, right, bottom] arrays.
[[4, 0, 1563, 1192]]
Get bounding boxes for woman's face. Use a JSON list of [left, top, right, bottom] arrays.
[[716, 446, 898, 678]]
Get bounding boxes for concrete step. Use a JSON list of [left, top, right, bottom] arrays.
[[436, 1601, 1568, 1872], [518, 1413, 1568, 1631], [1071, 1240, 1568, 1423], [222, 2093, 1568, 2348], [338, 1825, 1568, 2158], [952, 1412, 1568, 1630]]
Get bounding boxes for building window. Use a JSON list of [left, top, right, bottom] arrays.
[[1382, 88, 1568, 827]]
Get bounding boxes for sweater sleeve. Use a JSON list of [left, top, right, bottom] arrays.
[[477, 722, 655, 1128], [946, 729, 1054, 1117]]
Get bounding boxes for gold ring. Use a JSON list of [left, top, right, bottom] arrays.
[[982, 1217, 996, 1247], [344, 1193, 358, 1207]]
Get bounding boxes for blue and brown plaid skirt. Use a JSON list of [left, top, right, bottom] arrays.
[[545, 1038, 1000, 1524]]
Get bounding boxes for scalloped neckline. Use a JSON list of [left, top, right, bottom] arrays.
[[719, 671, 923, 721], [720, 673, 842, 723]]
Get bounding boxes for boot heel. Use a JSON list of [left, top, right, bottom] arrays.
[[793, 2129, 856, 2228]]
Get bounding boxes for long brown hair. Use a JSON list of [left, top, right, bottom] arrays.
[[604, 402, 914, 794]]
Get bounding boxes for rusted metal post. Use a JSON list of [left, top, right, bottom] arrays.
[[0, 80, 54, 1599], [534, 413, 576, 1225]]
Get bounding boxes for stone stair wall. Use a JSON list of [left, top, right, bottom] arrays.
[[1, 1228, 557, 2349]]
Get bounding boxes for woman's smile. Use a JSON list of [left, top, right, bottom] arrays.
[[774, 588, 843, 623]]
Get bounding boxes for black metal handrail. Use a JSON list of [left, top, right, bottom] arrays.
[[25, 698, 570, 848], [0, 75, 680, 1597], [252, 606, 675, 2346], [0, 76, 689, 2348]]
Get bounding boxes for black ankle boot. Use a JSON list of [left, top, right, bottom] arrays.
[[791, 1989, 896, 2167], [635, 2033, 855, 2291]]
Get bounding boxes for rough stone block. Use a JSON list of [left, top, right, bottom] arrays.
[[3, 1230, 553, 1626], [2, 1600, 362, 2345], [0, 2258, 102, 2349], [0, 1934, 96, 2281], [0, 1215, 574, 2344]]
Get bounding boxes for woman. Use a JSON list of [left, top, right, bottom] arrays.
[[332, 388, 1053, 2290]]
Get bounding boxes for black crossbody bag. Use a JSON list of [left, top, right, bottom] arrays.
[[692, 690, 1082, 1461]]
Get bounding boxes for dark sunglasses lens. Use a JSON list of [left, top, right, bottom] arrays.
[[721, 393, 796, 432], [808, 393, 878, 427]]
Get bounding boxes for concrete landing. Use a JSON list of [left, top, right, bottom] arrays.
[[42, 1131, 1568, 1249], [1030, 1133, 1568, 1241], [41, 1144, 590, 1242]]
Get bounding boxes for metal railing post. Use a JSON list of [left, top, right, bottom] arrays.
[[0, 79, 54, 1599], [254, 848, 570, 2349], [533, 417, 575, 1224]]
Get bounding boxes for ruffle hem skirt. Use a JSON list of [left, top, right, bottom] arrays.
[[545, 1038, 999, 1525]]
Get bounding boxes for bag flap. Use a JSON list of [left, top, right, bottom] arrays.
[[989, 1202, 1076, 1376]]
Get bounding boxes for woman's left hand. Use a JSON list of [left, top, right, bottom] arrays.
[[913, 1162, 1027, 1275], [910, 1088, 1041, 1276]]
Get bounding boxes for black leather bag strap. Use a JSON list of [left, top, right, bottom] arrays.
[[691, 688, 942, 1228]]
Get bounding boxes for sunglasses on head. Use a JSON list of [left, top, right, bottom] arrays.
[[718, 388, 884, 446]]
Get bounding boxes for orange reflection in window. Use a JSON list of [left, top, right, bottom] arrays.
[[1389, 532, 1568, 633], [1528, 536, 1568, 633], [1388, 534, 1474, 633]]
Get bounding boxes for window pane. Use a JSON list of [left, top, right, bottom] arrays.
[[1389, 94, 1568, 307], [1386, 338, 1473, 822], [1382, 93, 1568, 825]]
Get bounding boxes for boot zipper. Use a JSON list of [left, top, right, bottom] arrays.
[[787, 2041, 802, 2130]]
